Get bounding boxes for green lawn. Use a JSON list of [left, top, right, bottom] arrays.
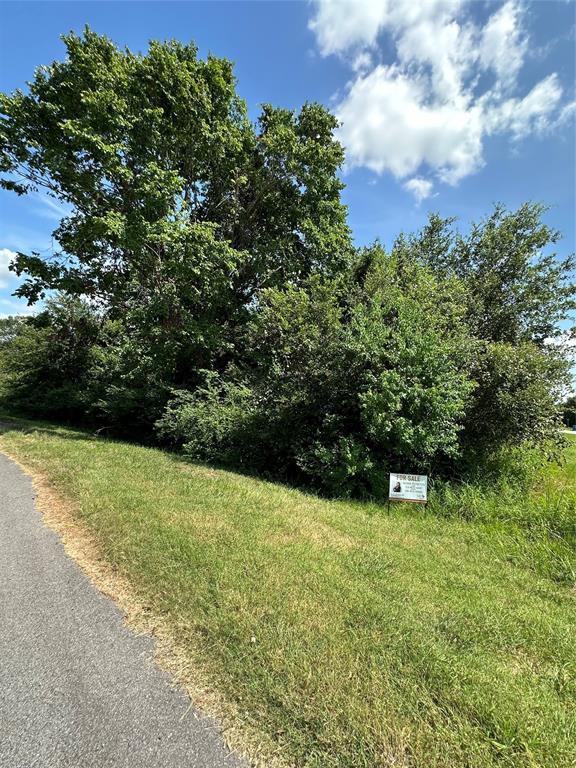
[[1, 419, 575, 768]]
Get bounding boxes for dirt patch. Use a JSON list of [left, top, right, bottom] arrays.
[[0, 449, 288, 768]]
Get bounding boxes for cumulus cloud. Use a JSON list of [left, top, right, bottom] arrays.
[[487, 74, 565, 139], [404, 177, 435, 203], [309, 0, 389, 55], [0, 248, 18, 289], [309, 0, 462, 56], [309, 0, 574, 187], [336, 64, 484, 183]]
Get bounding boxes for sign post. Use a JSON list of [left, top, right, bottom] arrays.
[[388, 473, 427, 510]]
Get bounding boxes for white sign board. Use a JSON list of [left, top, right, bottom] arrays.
[[389, 473, 427, 503]]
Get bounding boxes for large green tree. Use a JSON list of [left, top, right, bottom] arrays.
[[0, 28, 351, 421], [392, 204, 575, 456]]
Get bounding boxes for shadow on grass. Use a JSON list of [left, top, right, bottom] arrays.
[[0, 414, 99, 441], [0, 410, 390, 517]]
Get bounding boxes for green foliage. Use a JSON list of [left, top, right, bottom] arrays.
[[0, 296, 100, 419], [0, 30, 350, 306], [392, 204, 573, 465], [0, 28, 351, 414], [156, 375, 256, 464], [0, 27, 573, 498], [158, 250, 475, 496], [0, 315, 26, 347], [406, 203, 575, 345], [156, 209, 573, 496], [461, 341, 567, 458]]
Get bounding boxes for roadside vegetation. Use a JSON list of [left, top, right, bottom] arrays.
[[0, 28, 575, 768], [0, 418, 574, 768], [0, 29, 574, 499]]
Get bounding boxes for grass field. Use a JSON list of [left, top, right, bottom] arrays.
[[1, 419, 574, 768]]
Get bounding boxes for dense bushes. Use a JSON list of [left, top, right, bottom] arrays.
[[156, 377, 257, 464], [0, 296, 100, 420], [155, 236, 572, 496], [563, 396, 576, 428], [1, 205, 572, 497]]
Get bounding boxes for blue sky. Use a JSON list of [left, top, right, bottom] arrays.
[[0, 0, 575, 323]]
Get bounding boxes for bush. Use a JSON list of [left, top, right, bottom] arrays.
[[563, 396, 576, 428], [0, 296, 100, 421], [157, 251, 475, 496], [156, 375, 257, 466], [156, 233, 571, 499], [461, 341, 567, 457]]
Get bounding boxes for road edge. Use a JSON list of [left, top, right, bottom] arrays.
[[0, 446, 285, 768]]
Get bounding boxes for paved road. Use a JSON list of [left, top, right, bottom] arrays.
[[0, 453, 247, 768]]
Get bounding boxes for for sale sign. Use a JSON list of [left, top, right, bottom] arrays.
[[389, 473, 427, 503]]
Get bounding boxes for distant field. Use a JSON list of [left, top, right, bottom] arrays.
[[1, 418, 575, 768]]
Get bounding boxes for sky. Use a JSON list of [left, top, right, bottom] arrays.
[[0, 0, 575, 323]]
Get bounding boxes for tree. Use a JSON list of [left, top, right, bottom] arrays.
[[247, 248, 475, 495], [0, 296, 100, 419], [0, 316, 26, 348], [404, 203, 575, 346], [0, 29, 351, 423], [0, 30, 350, 306], [392, 205, 574, 460]]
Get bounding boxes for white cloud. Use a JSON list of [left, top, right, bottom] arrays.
[[404, 177, 435, 203], [337, 64, 484, 183], [479, 0, 527, 92], [0, 248, 18, 289], [352, 50, 373, 75], [486, 74, 565, 139], [309, 0, 463, 56], [308, 0, 389, 56], [394, 15, 475, 103], [309, 0, 572, 187], [558, 99, 576, 127]]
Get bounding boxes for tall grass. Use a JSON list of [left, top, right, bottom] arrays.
[[428, 438, 576, 583]]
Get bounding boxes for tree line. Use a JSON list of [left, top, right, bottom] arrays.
[[0, 29, 574, 496]]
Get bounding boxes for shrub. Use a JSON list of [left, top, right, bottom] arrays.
[[0, 296, 100, 420], [157, 251, 475, 496], [461, 342, 567, 453], [155, 375, 257, 466]]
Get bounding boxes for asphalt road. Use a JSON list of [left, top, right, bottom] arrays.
[[0, 453, 247, 768]]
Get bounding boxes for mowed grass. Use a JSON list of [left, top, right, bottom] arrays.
[[1, 420, 575, 768]]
